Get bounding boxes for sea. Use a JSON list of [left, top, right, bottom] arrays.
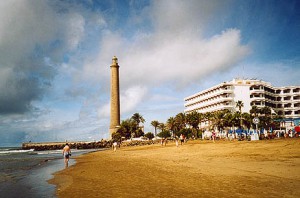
[[0, 147, 101, 198]]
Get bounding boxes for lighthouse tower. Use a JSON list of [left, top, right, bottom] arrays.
[[109, 56, 120, 136]]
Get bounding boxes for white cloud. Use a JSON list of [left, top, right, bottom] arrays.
[[98, 85, 148, 118], [78, 2, 249, 92], [66, 13, 85, 50], [0, 0, 253, 144], [78, 0, 250, 126], [120, 86, 148, 114]]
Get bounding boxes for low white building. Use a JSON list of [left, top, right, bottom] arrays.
[[184, 78, 300, 118]]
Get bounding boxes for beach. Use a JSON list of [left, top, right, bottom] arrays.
[[50, 139, 300, 198], [0, 148, 99, 198]]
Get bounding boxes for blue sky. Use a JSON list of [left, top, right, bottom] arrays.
[[0, 0, 299, 146]]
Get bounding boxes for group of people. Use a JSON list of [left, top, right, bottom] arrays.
[[174, 134, 186, 147], [201, 128, 300, 142]]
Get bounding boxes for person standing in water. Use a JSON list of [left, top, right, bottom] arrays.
[[62, 143, 71, 167]]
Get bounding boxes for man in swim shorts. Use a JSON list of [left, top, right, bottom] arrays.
[[62, 143, 71, 167]]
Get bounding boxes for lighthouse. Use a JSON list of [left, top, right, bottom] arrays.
[[109, 56, 121, 136]]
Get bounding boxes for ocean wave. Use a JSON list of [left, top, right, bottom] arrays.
[[0, 149, 34, 154], [36, 150, 62, 155]]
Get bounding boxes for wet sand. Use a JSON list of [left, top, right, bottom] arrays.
[[49, 139, 300, 198]]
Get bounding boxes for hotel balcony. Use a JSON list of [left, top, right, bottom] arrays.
[[283, 98, 293, 102], [280, 91, 293, 95], [185, 101, 234, 113], [185, 93, 234, 107], [185, 97, 233, 110], [250, 97, 265, 102], [200, 105, 233, 113], [184, 87, 233, 103], [293, 96, 300, 101], [293, 88, 300, 93], [249, 89, 264, 94], [264, 98, 277, 104]]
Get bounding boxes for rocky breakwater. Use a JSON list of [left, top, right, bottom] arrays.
[[22, 140, 112, 151], [22, 139, 162, 151]]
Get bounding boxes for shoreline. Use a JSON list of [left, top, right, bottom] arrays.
[[49, 138, 300, 198], [0, 148, 101, 198]]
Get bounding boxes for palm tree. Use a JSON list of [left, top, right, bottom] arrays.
[[242, 112, 252, 130], [117, 119, 136, 139], [186, 111, 200, 138], [260, 106, 272, 129], [158, 122, 166, 133], [204, 112, 213, 129], [236, 100, 244, 112], [212, 110, 229, 132], [131, 113, 145, 127], [175, 112, 186, 131], [250, 105, 260, 117], [224, 112, 240, 132], [166, 117, 176, 137], [261, 106, 271, 116], [236, 101, 244, 128], [151, 120, 160, 136]]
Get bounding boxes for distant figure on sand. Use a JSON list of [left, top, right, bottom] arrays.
[[112, 141, 118, 152], [180, 134, 184, 145], [62, 143, 71, 167], [164, 138, 168, 146], [212, 130, 216, 143], [161, 138, 165, 146]]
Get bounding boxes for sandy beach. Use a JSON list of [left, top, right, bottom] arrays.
[[49, 139, 300, 198]]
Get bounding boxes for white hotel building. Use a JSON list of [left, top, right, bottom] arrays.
[[184, 78, 300, 119]]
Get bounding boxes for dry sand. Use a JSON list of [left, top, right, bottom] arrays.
[[49, 139, 300, 198]]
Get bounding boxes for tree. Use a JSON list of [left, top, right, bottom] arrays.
[[112, 132, 122, 142], [158, 123, 166, 133], [117, 114, 145, 139], [117, 119, 136, 139], [178, 128, 192, 138], [131, 113, 145, 127], [204, 112, 213, 129], [157, 130, 171, 138], [166, 117, 177, 137], [223, 111, 240, 131], [261, 106, 271, 116], [144, 132, 154, 140], [212, 110, 229, 131], [260, 106, 272, 130], [236, 100, 244, 127], [151, 120, 160, 136], [129, 113, 145, 137], [242, 112, 252, 129], [250, 105, 260, 117], [175, 112, 186, 131], [186, 111, 200, 138]]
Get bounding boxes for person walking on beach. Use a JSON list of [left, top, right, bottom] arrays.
[[62, 143, 71, 167], [112, 141, 118, 152], [180, 134, 184, 145], [212, 130, 216, 143]]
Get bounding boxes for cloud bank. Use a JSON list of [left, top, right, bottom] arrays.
[[0, 0, 253, 145]]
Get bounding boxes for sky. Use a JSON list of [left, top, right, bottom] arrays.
[[0, 0, 299, 146]]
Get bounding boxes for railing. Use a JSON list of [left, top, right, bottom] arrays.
[[185, 91, 233, 106]]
